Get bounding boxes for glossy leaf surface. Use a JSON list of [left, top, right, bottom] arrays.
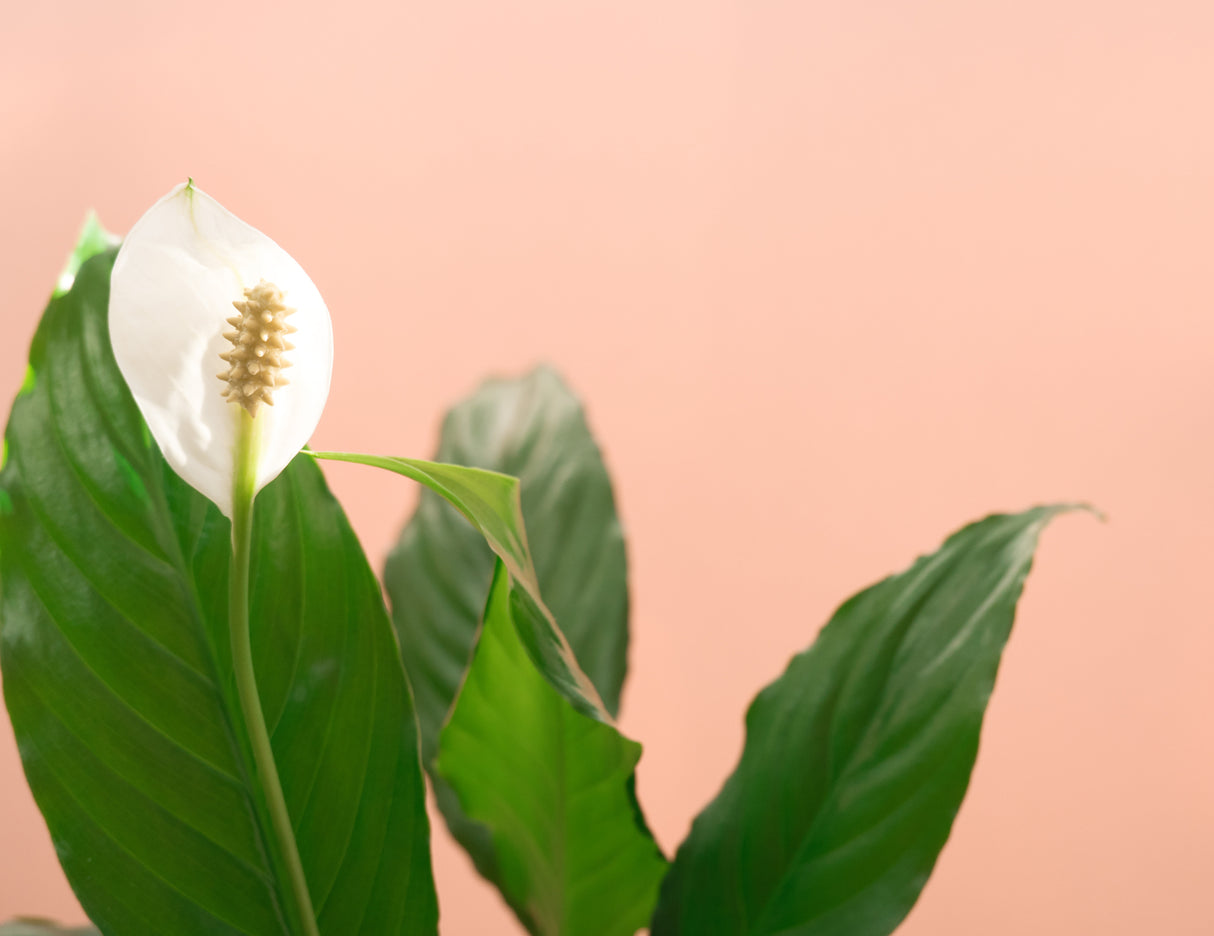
[[436, 563, 666, 936], [651, 507, 1079, 936], [0, 249, 437, 935]]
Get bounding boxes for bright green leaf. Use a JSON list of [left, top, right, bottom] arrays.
[[0, 251, 437, 935], [651, 506, 1084, 936], [385, 366, 630, 751], [377, 369, 632, 908], [311, 450, 664, 935], [436, 562, 665, 936], [311, 451, 608, 723]]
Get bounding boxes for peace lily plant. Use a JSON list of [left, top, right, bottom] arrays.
[[0, 183, 1088, 936]]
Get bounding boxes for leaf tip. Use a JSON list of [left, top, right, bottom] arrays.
[[54, 212, 118, 297], [1040, 501, 1106, 525], [1075, 501, 1107, 524]]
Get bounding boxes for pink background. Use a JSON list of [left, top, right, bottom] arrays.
[[2, 1, 1211, 933]]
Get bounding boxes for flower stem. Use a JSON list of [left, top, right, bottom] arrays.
[[230, 411, 320, 936]]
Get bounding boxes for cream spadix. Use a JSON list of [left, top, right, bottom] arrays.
[[109, 182, 333, 517]]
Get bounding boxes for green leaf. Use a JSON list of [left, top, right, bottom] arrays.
[[311, 451, 665, 936], [650, 506, 1084, 936], [312, 452, 608, 723], [436, 562, 666, 936], [0, 251, 437, 935], [385, 367, 629, 758], [0, 921, 100, 936], [376, 368, 631, 904]]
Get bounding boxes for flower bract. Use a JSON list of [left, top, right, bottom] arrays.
[[109, 181, 333, 517]]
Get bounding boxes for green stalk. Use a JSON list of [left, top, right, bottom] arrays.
[[230, 410, 320, 936]]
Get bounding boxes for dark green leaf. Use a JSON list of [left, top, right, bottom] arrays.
[[651, 506, 1083, 936], [436, 562, 666, 936], [1, 248, 437, 935]]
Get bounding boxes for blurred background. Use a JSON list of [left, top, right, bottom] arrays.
[[1, 1, 1211, 933]]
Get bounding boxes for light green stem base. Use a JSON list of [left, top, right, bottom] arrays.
[[230, 411, 320, 936]]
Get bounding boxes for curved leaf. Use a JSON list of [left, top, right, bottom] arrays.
[[375, 369, 632, 912], [312, 451, 663, 935], [651, 506, 1082, 936], [385, 367, 629, 764], [436, 562, 666, 936], [312, 452, 607, 723], [0, 249, 437, 935]]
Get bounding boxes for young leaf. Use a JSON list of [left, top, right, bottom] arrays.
[[436, 562, 666, 936], [650, 507, 1083, 936], [0, 249, 437, 935], [311, 451, 665, 935]]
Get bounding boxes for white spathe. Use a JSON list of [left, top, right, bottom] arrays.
[[109, 182, 333, 518]]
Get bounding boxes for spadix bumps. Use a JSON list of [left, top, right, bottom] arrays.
[[219, 279, 297, 416], [109, 182, 333, 517]]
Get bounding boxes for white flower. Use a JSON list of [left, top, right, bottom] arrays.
[[109, 181, 333, 518]]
